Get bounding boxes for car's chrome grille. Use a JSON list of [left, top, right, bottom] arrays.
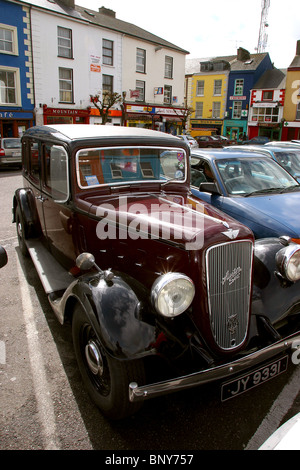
[[206, 240, 253, 350]]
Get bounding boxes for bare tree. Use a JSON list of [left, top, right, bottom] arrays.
[[172, 106, 194, 132], [90, 91, 122, 125]]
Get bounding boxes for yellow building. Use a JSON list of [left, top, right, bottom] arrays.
[[282, 40, 300, 141], [185, 58, 229, 137]]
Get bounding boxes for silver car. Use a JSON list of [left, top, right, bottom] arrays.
[[176, 134, 199, 149], [0, 138, 22, 168]]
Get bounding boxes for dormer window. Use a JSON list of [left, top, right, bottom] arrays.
[[262, 90, 273, 101]]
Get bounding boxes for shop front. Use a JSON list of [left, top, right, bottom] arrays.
[[223, 119, 248, 142], [42, 105, 90, 125], [125, 104, 185, 134], [190, 119, 223, 138], [0, 110, 35, 138]]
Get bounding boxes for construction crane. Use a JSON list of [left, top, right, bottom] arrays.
[[256, 0, 270, 53]]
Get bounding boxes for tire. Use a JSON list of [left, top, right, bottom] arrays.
[[16, 206, 29, 257], [72, 304, 145, 419]]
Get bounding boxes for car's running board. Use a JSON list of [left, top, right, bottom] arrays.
[[26, 240, 74, 294]]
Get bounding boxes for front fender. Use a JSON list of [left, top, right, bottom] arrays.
[[252, 238, 300, 324], [65, 272, 156, 360]]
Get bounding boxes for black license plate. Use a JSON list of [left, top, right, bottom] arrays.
[[221, 356, 288, 402]]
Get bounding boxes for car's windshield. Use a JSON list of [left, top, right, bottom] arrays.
[[76, 146, 187, 189], [216, 156, 299, 196]]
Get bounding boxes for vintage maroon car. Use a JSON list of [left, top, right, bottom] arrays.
[[13, 125, 300, 419]]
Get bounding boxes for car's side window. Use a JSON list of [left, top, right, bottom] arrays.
[[24, 138, 40, 185], [43, 144, 69, 202]]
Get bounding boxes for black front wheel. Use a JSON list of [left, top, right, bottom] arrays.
[[72, 304, 145, 420]]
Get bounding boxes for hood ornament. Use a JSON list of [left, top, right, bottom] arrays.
[[222, 228, 240, 240]]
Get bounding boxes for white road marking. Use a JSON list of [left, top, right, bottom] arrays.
[[16, 255, 60, 450], [245, 365, 300, 449]]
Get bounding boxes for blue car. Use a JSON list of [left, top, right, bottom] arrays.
[[225, 144, 300, 182], [190, 149, 300, 242]]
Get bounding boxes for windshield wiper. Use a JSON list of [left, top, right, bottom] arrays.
[[279, 184, 300, 193], [244, 187, 285, 197]]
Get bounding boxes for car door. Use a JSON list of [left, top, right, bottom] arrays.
[[40, 143, 77, 269]]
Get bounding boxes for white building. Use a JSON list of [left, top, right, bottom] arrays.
[[10, 1, 189, 130]]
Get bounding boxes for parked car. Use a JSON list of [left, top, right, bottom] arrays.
[[259, 413, 300, 450], [0, 245, 7, 268], [223, 145, 300, 182], [265, 141, 300, 148], [0, 138, 22, 168], [13, 125, 300, 419], [176, 134, 198, 149], [190, 149, 300, 241], [213, 135, 236, 146], [242, 136, 270, 145], [194, 135, 223, 148]]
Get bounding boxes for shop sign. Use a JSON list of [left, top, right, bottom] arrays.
[[229, 96, 246, 100], [43, 107, 89, 117], [0, 111, 34, 119], [90, 54, 101, 73], [154, 87, 163, 95]]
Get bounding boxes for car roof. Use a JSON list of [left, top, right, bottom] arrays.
[[191, 148, 269, 160]]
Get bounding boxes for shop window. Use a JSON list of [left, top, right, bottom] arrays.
[[0, 24, 18, 55], [296, 103, 300, 120], [57, 26, 73, 59], [164, 56, 173, 79], [0, 67, 21, 105], [136, 48, 146, 73], [59, 67, 73, 103], [103, 39, 113, 66], [252, 106, 279, 122]]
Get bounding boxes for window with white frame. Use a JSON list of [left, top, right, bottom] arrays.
[[59, 67, 73, 103], [234, 79, 244, 96], [136, 80, 145, 102], [213, 79, 222, 95], [164, 56, 173, 79], [196, 80, 204, 96], [57, 26, 73, 59], [251, 106, 279, 122], [212, 102, 221, 118], [232, 101, 242, 119], [136, 48, 146, 73], [0, 24, 18, 55], [103, 39, 113, 66], [0, 67, 21, 105], [195, 102, 203, 118], [164, 85, 172, 104]]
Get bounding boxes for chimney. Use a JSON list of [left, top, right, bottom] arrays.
[[58, 0, 75, 8], [98, 7, 116, 18], [237, 47, 251, 61], [296, 40, 300, 56]]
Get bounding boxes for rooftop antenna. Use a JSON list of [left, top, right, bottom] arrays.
[[256, 0, 270, 53]]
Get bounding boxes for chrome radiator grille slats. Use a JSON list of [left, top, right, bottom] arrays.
[[206, 241, 253, 350]]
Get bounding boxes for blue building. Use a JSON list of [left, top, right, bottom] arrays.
[[0, 0, 35, 137], [223, 48, 273, 141]]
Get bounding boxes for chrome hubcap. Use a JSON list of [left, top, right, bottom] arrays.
[[85, 340, 104, 375]]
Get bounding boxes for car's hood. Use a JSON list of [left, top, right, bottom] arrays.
[[226, 191, 300, 239], [84, 192, 252, 250]]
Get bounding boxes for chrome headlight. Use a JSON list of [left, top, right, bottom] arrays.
[[151, 273, 195, 318], [276, 244, 300, 282]]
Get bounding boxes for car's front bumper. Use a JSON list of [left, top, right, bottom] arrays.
[[129, 330, 300, 402]]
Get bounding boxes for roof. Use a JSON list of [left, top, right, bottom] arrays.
[[18, 1, 189, 54], [186, 52, 270, 75], [75, 5, 189, 54], [253, 68, 286, 89]]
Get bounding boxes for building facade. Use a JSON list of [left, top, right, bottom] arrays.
[[281, 40, 300, 141], [0, 0, 35, 137], [248, 68, 286, 141]]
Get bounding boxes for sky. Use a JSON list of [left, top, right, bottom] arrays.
[[76, 0, 300, 69]]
